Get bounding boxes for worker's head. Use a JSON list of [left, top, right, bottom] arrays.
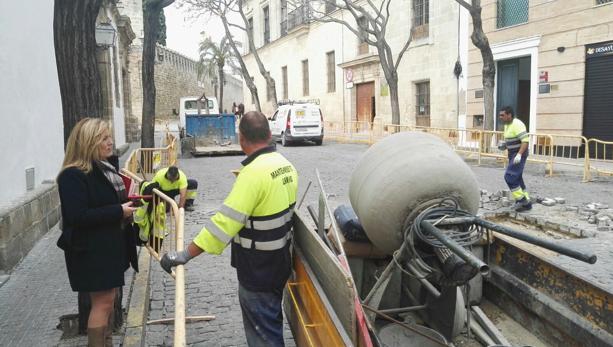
[[239, 111, 272, 153], [165, 166, 180, 182], [498, 106, 514, 124], [61, 118, 113, 173]]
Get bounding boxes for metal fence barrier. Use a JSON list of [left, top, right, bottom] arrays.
[[125, 134, 178, 178], [324, 121, 613, 182], [122, 148, 186, 346]]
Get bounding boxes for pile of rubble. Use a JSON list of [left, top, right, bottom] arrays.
[[479, 189, 613, 236]]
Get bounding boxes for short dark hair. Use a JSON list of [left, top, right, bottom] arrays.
[[500, 106, 514, 117], [239, 111, 270, 143], [166, 166, 180, 180]]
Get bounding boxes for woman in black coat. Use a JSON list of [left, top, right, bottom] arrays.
[[57, 118, 137, 346]]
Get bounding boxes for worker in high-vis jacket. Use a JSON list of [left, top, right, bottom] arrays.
[[160, 111, 298, 346], [498, 106, 532, 212], [151, 166, 198, 211]]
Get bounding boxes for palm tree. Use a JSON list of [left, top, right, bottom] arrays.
[[197, 34, 240, 114]]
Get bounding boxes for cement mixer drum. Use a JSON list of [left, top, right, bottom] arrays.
[[349, 132, 480, 254]]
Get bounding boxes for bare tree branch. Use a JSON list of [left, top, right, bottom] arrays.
[[455, 0, 473, 11]]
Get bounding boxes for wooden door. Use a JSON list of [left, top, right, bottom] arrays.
[[356, 82, 374, 124]]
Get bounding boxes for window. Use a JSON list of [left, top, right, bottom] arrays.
[[247, 17, 253, 52], [357, 17, 368, 54], [596, 0, 612, 4], [326, 51, 336, 93], [497, 0, 529, 28], [302, 59, 309, 96], [280, 0, 288, 36], [415, 81, 430, 126], [282, 66, 288, 99], [412, 0, 429, 39], [263, 6, 270, 44]]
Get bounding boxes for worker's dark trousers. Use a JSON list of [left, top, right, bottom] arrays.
[[161, 179, 198, 206], [504, 151, 529, 201], [238, 284, 285, 347]]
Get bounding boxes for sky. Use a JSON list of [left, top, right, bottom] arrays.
[[164, 3, 241, 61]]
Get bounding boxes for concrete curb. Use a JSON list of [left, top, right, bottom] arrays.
[[123, 248, 151, 347]]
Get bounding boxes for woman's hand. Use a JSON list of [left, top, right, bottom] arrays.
[[122, 201, 137, 219]]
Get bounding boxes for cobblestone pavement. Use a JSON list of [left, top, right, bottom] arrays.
[[0, 146, 137, 347], [146, 140, 613, 346]]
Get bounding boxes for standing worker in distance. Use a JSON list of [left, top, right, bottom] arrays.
[[150, 166, 198, 211], [160, 111, 299, 347], [498, 106, 532, 212]]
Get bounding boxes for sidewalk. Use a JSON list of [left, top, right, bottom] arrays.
[[0, 143, 141, 346]]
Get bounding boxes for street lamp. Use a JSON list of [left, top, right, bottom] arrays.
[[95, 22, 116, 47]]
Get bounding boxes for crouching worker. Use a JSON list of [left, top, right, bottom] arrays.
[[151, 166, 198, 211], [160, 111, 299, 347]]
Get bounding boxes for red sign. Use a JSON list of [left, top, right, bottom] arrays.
[[539, 71, 548, 83]]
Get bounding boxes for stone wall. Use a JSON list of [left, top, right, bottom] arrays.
[[0, 183, 61, 272]]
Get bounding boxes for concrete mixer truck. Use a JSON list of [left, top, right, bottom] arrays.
[[282, 132, 609, 347]]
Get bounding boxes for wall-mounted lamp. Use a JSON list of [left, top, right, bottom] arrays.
[[557, 46, 565, 53], [95, 22, 116, 47]]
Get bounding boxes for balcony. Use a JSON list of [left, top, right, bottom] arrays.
[[281, 5, 311, 36]]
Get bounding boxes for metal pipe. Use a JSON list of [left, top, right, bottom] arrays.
[[474, 218, 598, 264], [420, 221, 490, 275], [378, 305, 428, 314]]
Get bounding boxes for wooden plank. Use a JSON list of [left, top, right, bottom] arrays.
[[292, 211, 357, 342]]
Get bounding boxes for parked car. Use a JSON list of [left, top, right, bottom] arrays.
[[269, 102, 324, 146]]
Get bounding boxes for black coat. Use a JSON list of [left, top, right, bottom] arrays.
[[57, 156, 138, 292]]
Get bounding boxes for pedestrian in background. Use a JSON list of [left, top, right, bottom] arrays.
[[498, 106, 532, 212], [160, 111, 298, 347], [237, 102, 245, 120], [56, 118, 138, 346]]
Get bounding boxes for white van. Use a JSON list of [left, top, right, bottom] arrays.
[[178, 96, 219, 134], [269, 103, 324, 146]]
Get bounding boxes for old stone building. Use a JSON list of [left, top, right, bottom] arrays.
[[240, 0, 470, 128], [465, 0, 613, 140]]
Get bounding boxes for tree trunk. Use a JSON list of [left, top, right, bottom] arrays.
[[465, 1, 496, 130], [218, 66, 225, 113], [388, 78, 400, 126], [238, 2, 277, 109], [53, 0, 103, 146], [141, 2, 162, 148], [219, 14, 261, 111]]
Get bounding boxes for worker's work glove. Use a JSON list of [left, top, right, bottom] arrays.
[[512, 154, 522, 165], [160, 249, 192, 274], [497, 141, 507, 151]]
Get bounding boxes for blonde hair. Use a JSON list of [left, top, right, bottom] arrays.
[[60, 118, 111, 174]]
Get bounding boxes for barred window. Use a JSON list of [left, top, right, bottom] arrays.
[[497, 0, 529, 28], [415, 81, 430, 126], [247, 17, 253, 52], [263, 6, 270, 44], [302, 59, 309, 96], [596, 0, 612, 4], [282, 66, 288, 99], [326, 51, 336, 93], [357, 17, 368, 54], [412, 0, 429, 39]]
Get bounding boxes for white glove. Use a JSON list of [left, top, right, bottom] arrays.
[[513, 154, 522, 165]]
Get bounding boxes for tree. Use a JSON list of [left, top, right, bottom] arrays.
[[141, 0, 175, 148], [181, 0, 275, 111], [456, 0, 495, 130], [53, 0, 103, 146], [157, 10, 168, 46], [300, 0, 414, 125], [197, 35, 240, 113]]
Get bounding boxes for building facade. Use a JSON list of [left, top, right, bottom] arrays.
[[241, 0, 470, 128], [465, 0, 613, 140]]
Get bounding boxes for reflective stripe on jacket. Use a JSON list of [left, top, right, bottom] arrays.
[[503, 118, 529, 151], [193, 146, 298, 291]]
